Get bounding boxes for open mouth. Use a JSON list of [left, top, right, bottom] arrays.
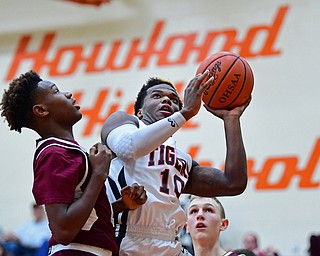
[[72, 99, 81, 110], [196, 222, 206, 229], [159, 105, 173, 115]]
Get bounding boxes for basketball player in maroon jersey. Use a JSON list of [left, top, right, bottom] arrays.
[[1, 70, 147, 256]]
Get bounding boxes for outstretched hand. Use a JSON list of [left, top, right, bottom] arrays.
[[121, 183, 147, 210], [180, 70, 214, 120]]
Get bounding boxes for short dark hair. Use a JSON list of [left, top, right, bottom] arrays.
[[233, 249, 256, 256], [32, 203, 42, 209], [309, 234, 320, 256], [1, 70, 42, 133], [134, 77, 183, 116]]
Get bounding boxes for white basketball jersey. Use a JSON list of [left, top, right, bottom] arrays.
[[106, 119, 192, 242]]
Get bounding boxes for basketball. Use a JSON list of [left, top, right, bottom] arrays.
[[196, 52, 254, 109]]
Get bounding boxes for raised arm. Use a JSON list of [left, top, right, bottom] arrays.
[[183, 99, 250, 196], [101, 71, 213, 161]]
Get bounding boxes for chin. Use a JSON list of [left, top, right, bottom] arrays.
[[73, 113, 82, 124]]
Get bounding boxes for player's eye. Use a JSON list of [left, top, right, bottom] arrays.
[[189, 209, 198, 215], [205, 207, 214, 213], [171, 98, 179, 104], [152, 93, 161, 98], [51, 85, 59, 93]]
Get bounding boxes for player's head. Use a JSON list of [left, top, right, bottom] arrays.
[[134, 77, 183, 123], [233, 249, 256, 256], [243, 232, 259, 250], [1, 70, 42, 132], [134, 77, 183, 115], [32, 203, 46, 222], [186, 196, 229, 242], [1, 70, 82, 134], [309, 234, 320, 256]]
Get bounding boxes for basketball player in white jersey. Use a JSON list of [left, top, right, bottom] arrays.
[[101, 70, 251, 255]]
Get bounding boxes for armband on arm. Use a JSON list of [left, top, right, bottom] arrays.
[[107, 112, 186, 161]]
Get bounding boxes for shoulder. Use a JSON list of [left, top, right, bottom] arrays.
[[101, 111, 139, 143], [108, 111, 138, 124], [35, 138, 85, 161]]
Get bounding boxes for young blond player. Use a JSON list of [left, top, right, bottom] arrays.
[[186, 196, 238, 256]]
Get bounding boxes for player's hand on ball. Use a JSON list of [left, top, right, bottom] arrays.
[[181, 70, 213, 120], [204, 96, 251, 119]]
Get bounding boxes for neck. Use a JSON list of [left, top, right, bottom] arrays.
[[37, 127, 75, 141], [141, 117, 152, 125], [31, 119, 76, 141]]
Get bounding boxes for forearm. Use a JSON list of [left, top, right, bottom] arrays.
[[46, 174, 105, 244], [65, 174, 105, 226], [223, 116, 248, 192], [108, 112, 186, 160], [183, 118, 247, 197], [112, 198, 127, 214]]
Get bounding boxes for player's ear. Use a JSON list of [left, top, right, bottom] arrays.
[[33, 104, 49, 117], [220, 218, 229, 231], [137, 109, 143, 119], [185, 223, 190, 234]]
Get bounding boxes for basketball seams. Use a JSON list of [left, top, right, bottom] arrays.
[[208, 55, 239, 107], [202, 53, 237, 71], [196, 52, 254, 109], [225, 57, 247, 109]]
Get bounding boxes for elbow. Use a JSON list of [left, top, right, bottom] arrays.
[[51, 227, 77, 245], [53, 232, 75, 245], [231, 176, 248, 195], [225, 163, 248, 195], [234, 183, 247, 195], [235, 177, 248, 195]]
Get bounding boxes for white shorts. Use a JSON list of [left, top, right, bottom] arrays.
[[118, 235, 192, 256], [48, 243, 112, 256]]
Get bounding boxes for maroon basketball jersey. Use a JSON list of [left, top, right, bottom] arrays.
[[32, 137, 117, 254]]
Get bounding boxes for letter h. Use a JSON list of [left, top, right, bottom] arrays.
[[6, 32, 55, 81]]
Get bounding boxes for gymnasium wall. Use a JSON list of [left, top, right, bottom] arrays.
[[0, 0, 319, 255]]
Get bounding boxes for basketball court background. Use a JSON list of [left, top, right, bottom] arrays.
[[0, 1, 319, 255]]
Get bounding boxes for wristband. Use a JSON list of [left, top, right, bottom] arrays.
[[168, 112, 186, 128]]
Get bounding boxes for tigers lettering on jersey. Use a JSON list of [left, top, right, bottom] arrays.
[[148, 145, 189, 178]]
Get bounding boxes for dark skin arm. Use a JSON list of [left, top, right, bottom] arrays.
[[100, 71, 212, 145], [112, 183, 148, 213], [183, 99, 250, 196], [45, 143, 111, 245], [100, 71, 248, 196]]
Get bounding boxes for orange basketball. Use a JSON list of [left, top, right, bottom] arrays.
[[196, 52, 254, 109]]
